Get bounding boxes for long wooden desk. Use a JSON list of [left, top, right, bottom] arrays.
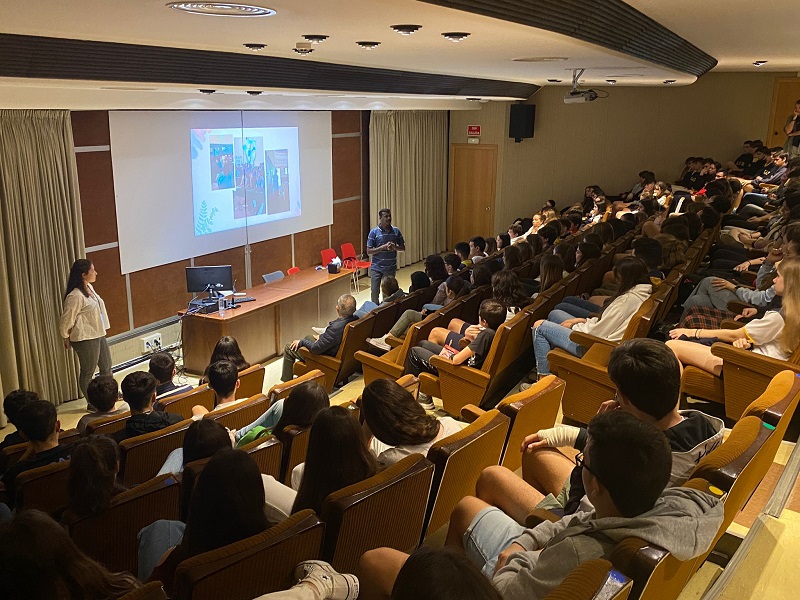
[[180, 267, 353, 374]]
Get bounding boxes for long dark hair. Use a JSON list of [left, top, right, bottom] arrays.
[[181, 449, 268, 556], [425, 255, 448, 283], [491, 271, 532, 311], [292, 406, 377, 515], [183, 419, 232, 466], [0, 509, 139, 599], [496, 233, 511, 250], [593, 222, 615, 247], [538, 254, 564, 294], [409, 271, 431, 292], [576, 242, 602, 267], [67, 435, 123, 518], [601, 256, 651, 315], [362, 379, 440, 446], [526, 234, 544, 256], [65, 259, 92, 299], [272, 380, 330, 436], [470, 264, 492, 287], [204, 336, 250, 379], [445, 275, 468, 300], [502, 245, 523, 270], [516, 241, 534, 263], [553, 243, 577, 272]]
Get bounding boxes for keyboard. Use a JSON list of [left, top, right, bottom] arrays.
[[234, 296, 256, 303]]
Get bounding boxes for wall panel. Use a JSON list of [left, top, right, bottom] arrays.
[[331, 200, 363, 257], [294, 227, 331, 270], [70, 110, 110, 147], [332, 136, 362, 200], [129, 260, 192, 328], [332, 111, 362, 135], [250, 235, 294, 280], [75, 151, 118, 248], [194, 247, 246, 292]]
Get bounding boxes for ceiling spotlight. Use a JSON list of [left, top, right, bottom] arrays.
[[246, 90, 262, 95], [293, 42, 314, 55], [606, 79, 617, 85], [356, 41, 381, 50], [391, 24, 422, 35], [442, 32, 470, 42], [303, 34, 329, 44], [663, 79, 676, 84], [243, 43, 266, 51], [547, 79, 562, 83], [168, 3, 276, 17], [753, 60, 768, 67], [198, 89, 216, 94]]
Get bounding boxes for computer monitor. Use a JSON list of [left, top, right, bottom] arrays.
[[186, 265, 233, 296]]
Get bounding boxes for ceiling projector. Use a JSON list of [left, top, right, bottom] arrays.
[[564, 89, 599, 104]]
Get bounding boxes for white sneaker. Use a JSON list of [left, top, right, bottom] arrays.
[[294, 560, 359, 600], [311, 326, 327, 335], [519, 382, 533, 391], [367, 334, 390, 351], [418, 392, 435, 411]]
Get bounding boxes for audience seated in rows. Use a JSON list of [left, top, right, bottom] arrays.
[[77, 376, 129, 434], [150, 351, 192, 401], [0, 389, 39, 450], [111, 372, 182, 444], [192, 359, 246, 418], [65, 435, 127, 519], [353, 276, 406, 319], [158, 417, 232, 477]]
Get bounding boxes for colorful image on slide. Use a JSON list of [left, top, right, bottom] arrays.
[[209, 136, 234, 190], [266, 149, 291, 215], [233, 137, 266, 218]]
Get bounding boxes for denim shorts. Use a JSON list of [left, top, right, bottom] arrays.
[[463, 506, 526, 578]]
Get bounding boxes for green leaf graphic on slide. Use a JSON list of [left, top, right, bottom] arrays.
[[195, 200, 219, 235]]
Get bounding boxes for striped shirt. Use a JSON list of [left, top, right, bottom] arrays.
[[367, 225, 405, 273]]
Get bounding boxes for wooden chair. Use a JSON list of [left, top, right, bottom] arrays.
[[119, 582, 168, 600], [236, 363, 265, 398], [461, 375, 565, 472], [265, 369, 325, 406], [204, 394, 268, 430], [293, 313, 376, 391], [119, 419, 193, 486], [277, 425, 311, 486], [543, 559, 632, 600], [368, 301, 400, 339], [0, 428, 80, 475], [14, 459, 71, 514], [160, 386, 215, 420], [86, 410, 131, 436], [172, 510, 324, 600], [423, 410, 510, 539], [63, 474, 180, 574], [320, 454, 434, 573]]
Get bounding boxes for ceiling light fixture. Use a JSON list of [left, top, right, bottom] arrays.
[[199, 89, 216, 94], [753, 60, 768, 67], [513, 57, 569, 63], [442, 32, 470, 42], [293, 42, 314, 55], [466, 97, 482, 101], [663, 79, 676, 84], [243, 43, 266, 51], [167, 3, 276, 17], [246, 90, 262, 95], [303, 34, 329, 44], [547, 79, 562, 83], [606, 79, 617, 85], [356, 41, 381, 50], [391, 24, 422, 35]]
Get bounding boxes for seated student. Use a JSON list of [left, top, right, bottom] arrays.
[[192, 360, 246, 418], [235, 380, 330, 445], [158, 418, 232, 476], [199, 335, 251, 384], [359, 410, 723, 600], [444, 253, 464, 275], [361, 379, 466, 468], [142, 450, 269, 591], [508, 224, 525, 245], [724, 140, 755, 174], [353, 276, 405, 319], [740, 145, 769, 179], [261, 405, 377, 522], [1, 400, 71, 506], [677, 157, 705, 191], [592, 237, 664, 301], [150, 352, 192, 401], [64, 435, 127, 519], [485, 237, 498, 255], [454, 242, 473, 270], [496, 234, 511, 252], [533, 255, 565, 299], [282, 294, 358, 382], [407, 300, 506, 406], [515, 241, 534, 265], [470, 237, 489, 264], [0, 510, 140, 600], [530, 257, 652, 378], [428, 274, 469, 310], [668, 257, 800, 375], [475, 339, 722, 525], [537, 224, 559, 252], [487, 271, 534, 322], [76, 376, 130, 434], [743, 152, 788, 193], [111, 372, 183, 443], [573, 241, 601, 270], [409, 270, 432, 293], [0, 389, 38, 450], [526, 233, 544, 257], [552, 243, 576, 273], [501, 245, 524, 272]]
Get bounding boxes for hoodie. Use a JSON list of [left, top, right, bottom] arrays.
[[570, 284, 652, 342], [112, 410, 183, 443], [493, 487, 723, 600]]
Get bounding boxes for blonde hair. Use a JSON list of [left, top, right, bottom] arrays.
[[542, 208, 558, 223], [778, 257, 800, 354]]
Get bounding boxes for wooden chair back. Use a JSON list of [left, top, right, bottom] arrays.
[[15, 459, 71, 514], [394, 289, 421, 315], [543, 559, 632, 600], [321, 454, 434, 573], [160, 386, 215, 420], [119, 419, 193, 486], [369, 302, 400, 338], [86, 411, 131, 436], [277, 425, 311, 486], [266, 370, 325, 405], [236, 363, 265, 398], [205, 394, 268, 430]]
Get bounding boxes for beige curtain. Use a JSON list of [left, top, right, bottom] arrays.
[[0, 110, 84, 416], [369, 111, 448, 268]]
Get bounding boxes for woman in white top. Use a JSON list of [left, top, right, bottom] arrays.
[[667, 257, 800, 375], [59, 259, 111, 401], [361, 379, 466, 469]]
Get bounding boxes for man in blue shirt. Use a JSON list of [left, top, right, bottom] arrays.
[[367, 208, 406, 304]]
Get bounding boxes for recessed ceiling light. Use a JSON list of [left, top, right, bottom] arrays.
[[246, 90, 262, 96], [442, 32, 470, 42], [514, 57, 569, 63], [546, 79, 562, 83], [753, 60, 768, 67], [243, 43, 266, 51], [391, 24, 422, 35], [356, 41, 381, 50], [606, 79, 617, 85], [198, 89, 216, 94], [167, 3, 276, 17], [293, 42, 314, 55], [303, 34, 329, 44], [663, 79, 676, 84]]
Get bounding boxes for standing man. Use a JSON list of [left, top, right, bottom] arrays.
[[367, 208, 405, 304], [784, 99, 800, 159]]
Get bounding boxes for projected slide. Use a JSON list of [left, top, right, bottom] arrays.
[[190, 127, 301, 236]]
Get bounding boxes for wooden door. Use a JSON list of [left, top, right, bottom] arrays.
[[767, 78, 800, 148], [448, 144, 497, 249]]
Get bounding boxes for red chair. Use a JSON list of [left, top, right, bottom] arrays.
[[287, 267, 300, 275], [341, 242, 371, 292], [321, 248, 337, 267]]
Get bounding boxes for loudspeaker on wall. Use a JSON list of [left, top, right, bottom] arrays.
[[509, 104, 535, 142]]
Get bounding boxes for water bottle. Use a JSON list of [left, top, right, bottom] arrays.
[[218, 296, 226, 317]]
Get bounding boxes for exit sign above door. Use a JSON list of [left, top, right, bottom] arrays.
[[467, 125, 481, 137]]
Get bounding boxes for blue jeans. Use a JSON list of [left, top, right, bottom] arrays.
[[533, 315, 586, 375], [137, 519, 186, 581], [370, 268, 395, 304], [235, 399, 285, 441], [737, 192, 769, 213], [463, 507, 526, 578], [354, 301, 379, 319], [553, 297, 603, 319], [681, 276, 738, 319]]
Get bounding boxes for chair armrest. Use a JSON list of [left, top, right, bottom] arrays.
[[429, 356, 492, 388], [460, 404, 485, 423], [720, 319, 743, 329], [726, 300, 754, 314], [386, 335, 404, 348], [297, 348, 341, 370], [568, 330, 617, 349], [711, 343, 800, 375]]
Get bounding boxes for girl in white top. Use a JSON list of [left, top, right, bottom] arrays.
[[59, 259, 111, 401], [667, 257, 800, 375], [361, 378, 466, 470]]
